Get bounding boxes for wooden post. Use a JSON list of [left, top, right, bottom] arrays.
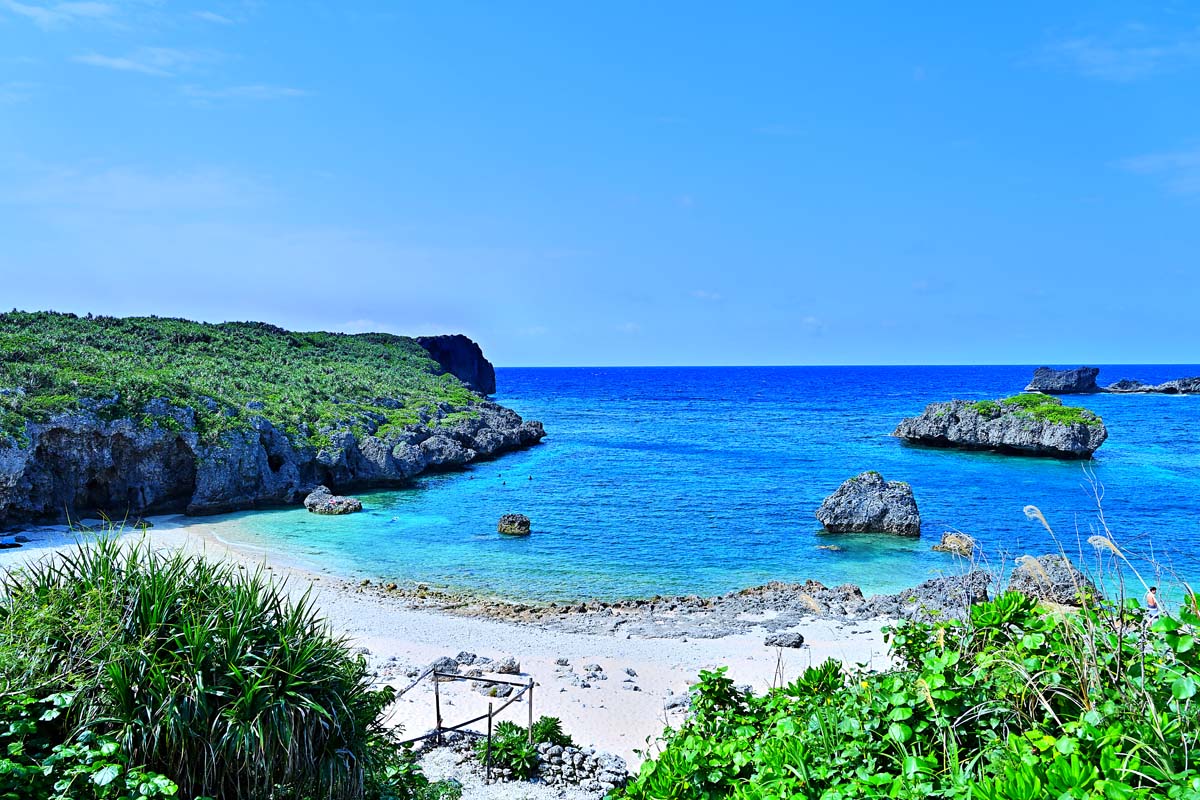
[[527, 678, 534, 746], [485, 702, 494, 784], [433, 674, 442, 746]]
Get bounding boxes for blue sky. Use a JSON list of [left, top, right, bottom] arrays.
[[1, 2, 1198, 366]]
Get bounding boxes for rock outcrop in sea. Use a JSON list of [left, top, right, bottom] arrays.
[[893, 396, 1107, 459], [497, 513, 531, 535], [1025, 366, 1101, 394], [416, 334, 497, 395], [815, 471, 921, 536], [303, 486, 363, 515], [0, 400, 544, 528], [932, 531, 976, 557]]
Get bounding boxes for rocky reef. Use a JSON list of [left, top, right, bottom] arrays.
[[1025, 366, 1101, 394], [1025, 366, 1200, 395], [815, 471, 920, 536], [416, 335, 497, 395], [1104, 376, 1200, 394], [0, 399, 544, 528], [893, 395, 1107, 459]]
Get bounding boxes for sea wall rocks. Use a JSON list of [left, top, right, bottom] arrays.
[[1025, 367, 1101, 394], [416, 335, 497, 395], [893, 398, 1107, 459], [536, 743, 629, 792], [815, 471, 920, 535], [0, 400, 544, 528]]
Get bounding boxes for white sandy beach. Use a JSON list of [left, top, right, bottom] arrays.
[[0, 516, 892, 771]]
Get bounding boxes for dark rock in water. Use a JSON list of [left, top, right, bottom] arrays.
[[1025, 366, 1101, 394], [0, 541, 19, 549], [416, 334, 496, 395], [303, 486, 363, 515], [764, 631, 805, 648], [1008, 554, 1096, 606], [1105, 376, 1200, 394], [815, 471, 920, 536], [498, 513, 531, 536], [931, 531, 976, 557], [893, 397, 1107, 459], [13, 534, 30, 543]]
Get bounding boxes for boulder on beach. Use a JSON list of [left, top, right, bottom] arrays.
[[497, 513, 531, 535], [932, 531, 976, 557], [893, 395, 1107, 459], [764, 631, 805, 648], [302, 486, 363, 515], [1008, 554, 1096, 606], [815, 471, 921, 536], [1025, 366, 1101, 394]]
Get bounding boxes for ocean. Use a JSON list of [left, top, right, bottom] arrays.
[[217, 365, 1200, 601]]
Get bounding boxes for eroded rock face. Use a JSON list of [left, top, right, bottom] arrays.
[[497, 514, 531, 535], [303, 486, 363, 515], [893, 399, 1107, 459], [416, 334, 496, 395], [0, 399, 545, 528], [1008, 554, 1096, 606], [815, 471, 920, 536], [1025, 366, 1101, 394]]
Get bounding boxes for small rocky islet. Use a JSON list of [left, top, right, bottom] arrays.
[[893, 393, 1107, 459]]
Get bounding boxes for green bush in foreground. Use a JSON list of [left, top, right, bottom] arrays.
[[472, 716, 576, 780], [0, 537, 437, 800], [621, 591, 1200, 799]]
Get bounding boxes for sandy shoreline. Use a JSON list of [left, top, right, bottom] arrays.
[[0, 515, 894, 771]]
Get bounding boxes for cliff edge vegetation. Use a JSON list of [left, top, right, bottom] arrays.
[[0, 311, 478, 448]]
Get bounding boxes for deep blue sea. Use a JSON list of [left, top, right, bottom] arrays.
[[218, 366, 1200, 601]]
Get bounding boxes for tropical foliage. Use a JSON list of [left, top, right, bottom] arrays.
[[0, 311, 477, 447], [621, 591, 1200, 799], [0, 537, 449, 800]]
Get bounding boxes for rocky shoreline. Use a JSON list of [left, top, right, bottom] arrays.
[[343, 568, 1030, 641], [1026, 366, 1200, 395]]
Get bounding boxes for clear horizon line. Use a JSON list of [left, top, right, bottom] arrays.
[[493, 362, 1200, 370]]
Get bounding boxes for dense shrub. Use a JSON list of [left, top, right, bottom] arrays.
[[472, 716, 575, 779], [0, 538, 433, 800], [0, 311, 478, 446], [621, 591, 1200, 799]]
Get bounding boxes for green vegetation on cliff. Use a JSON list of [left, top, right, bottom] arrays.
[[622, 591, 1200, 799], [0, 311, 478, 446], [970, 393, 1103, 427]]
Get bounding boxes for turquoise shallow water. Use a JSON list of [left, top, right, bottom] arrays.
[[219, 365, 1200, 601]]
